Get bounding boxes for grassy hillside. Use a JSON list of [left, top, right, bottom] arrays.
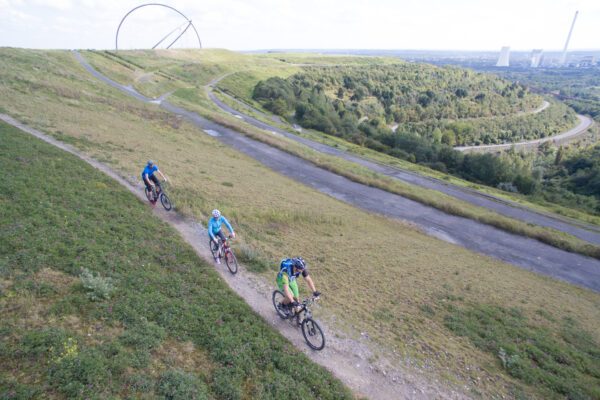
[[79, 49, 600, 254], [0, 121, 353, 399], [1, 48, 600, 399]]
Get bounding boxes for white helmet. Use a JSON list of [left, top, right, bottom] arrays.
[[212, 209, 221, 218]]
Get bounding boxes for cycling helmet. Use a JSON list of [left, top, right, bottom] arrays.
[[292, 257, 306, 270], [212, 209, 221, 218], [147, 160, 154, 166]]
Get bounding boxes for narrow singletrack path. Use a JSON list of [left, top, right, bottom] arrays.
[[1, 113, 467, 400]]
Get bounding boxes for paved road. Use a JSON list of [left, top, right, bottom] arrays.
[[455, 114, 594, 152], [208, 88, 600, 246], [72, 51, 600, 292]]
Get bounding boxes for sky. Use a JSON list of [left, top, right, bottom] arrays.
[[1, 0, 599, 51]]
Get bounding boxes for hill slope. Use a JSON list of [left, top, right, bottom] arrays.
[[0, 121, 353, 399], [1, 48, 600, 399]]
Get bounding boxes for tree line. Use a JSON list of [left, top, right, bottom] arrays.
[[252, 67, 597, 215]]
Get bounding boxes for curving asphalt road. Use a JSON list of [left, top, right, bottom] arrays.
[[455, 114, 594, 152], [72, 51, 600, 292], [208, 88, 600, 246]]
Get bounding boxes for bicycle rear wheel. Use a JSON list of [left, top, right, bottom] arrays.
[[224, 250, 238, 274], [301, 318, 325, 350], [160, 193, 172, 211], [272, 290, 290, 319]]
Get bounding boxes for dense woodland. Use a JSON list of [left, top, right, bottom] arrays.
[[253, 65, 575, 146], [253, 65, 599, 215], [497, 67, 600, 121]]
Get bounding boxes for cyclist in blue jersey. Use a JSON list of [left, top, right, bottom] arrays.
[[208, 209, 236, 264], [276, 257, 320, 313], [141, 160, 167, 200]]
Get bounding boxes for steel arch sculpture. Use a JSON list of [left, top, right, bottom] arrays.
[[115, 3, 202, 51]]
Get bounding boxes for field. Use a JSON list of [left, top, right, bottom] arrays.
[[77, 49, 600, 259], [1, 48, 600, 399], [0, 121, 352, 399]]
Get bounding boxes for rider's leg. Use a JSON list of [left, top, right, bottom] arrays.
[[287, 280, 302, 316], [216, 230, 227, 257], [143, 177, 152, 192], [150, 175, 161, 196]]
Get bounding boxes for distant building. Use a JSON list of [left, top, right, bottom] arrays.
[[578, 56, 596, 67], [530, 49, 543, 68], [496, 46, 510, 67]]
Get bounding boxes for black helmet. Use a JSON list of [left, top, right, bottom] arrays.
[[292, 257, 306, 270]]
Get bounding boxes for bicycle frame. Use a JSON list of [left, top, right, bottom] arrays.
[[293, 297, 317, 322]]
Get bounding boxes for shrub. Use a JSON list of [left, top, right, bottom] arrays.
[[79, 268, 114, 301], [497, 182, 518, 193], [49, 347, 110, 398], [156, 369, 209, 400], [236, 244, 270, 272], [20, 328, 68, 357]]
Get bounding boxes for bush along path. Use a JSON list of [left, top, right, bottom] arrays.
[[0, 116, 469, 399]]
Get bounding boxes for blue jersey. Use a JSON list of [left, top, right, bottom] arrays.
[[207, 216, 234, 239], [277, 258, 308, 282], [141, 165, 158, 179]]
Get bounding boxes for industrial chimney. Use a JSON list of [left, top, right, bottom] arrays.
[[496, 46, 510, 67], [560, 11, 579, 66]]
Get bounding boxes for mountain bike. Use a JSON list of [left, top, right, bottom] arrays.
[[210, 235, 238, 274], [144, 181, 172, 211], [271, 291, 325, 350]]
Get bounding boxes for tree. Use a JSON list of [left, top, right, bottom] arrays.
[[555, 146, 564, 165], [432, 128, 443, 144], [441, 130, 456, 146]]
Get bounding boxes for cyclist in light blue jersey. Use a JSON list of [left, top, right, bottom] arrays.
[[208, 209, 236, 263]]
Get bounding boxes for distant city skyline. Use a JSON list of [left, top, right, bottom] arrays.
[[1, 0, 599, 51]]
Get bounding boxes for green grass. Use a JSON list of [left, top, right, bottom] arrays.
[[0, 121, 353, 399], [178, 89, 600, 260], [445, 303, 600, 399], [2, 48, 600, 399]]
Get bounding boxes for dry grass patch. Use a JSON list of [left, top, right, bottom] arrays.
[[151, 339, 215, 375]]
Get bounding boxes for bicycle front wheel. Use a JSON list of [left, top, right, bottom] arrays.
[[224, 250, 238, 274], [160, 193, 172, 211], [272, 290, 290, 319], [301, 318, 325, 350]]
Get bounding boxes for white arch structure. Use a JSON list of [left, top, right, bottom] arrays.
[[115, 3, 202, 51]]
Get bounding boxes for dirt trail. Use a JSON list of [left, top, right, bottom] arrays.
[[1, 113, 469, 399]]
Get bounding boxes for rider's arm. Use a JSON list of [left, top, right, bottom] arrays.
[[304, 274, 317, 293], [143, 173, 152, 185], [222, 217, 235, 237], [157, 169, 167, 182], [207, 220, 216, 241]]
